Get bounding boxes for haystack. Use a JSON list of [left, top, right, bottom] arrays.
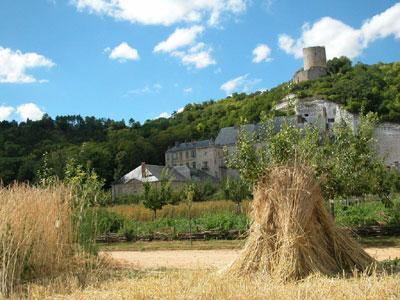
[[228, 165, 375, 280]]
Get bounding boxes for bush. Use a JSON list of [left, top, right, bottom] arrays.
[[93, 209, 125, 234], [334, 198, 400, 227]]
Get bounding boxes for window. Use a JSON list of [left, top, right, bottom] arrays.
[[191, 150, 196, 158], [304, 113, 309, 117], [202, 161, 208, 170], [328, 118, 335, 123], [192, 162, 196, 169]]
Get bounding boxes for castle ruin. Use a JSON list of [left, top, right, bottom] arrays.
[[292, 46, 328, 83]]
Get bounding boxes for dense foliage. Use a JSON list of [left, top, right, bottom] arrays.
[[227, 113, 400, 205], [0, 60, 399, 186]]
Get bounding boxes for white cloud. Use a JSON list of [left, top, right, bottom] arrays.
[[158, 112, 171, 119], [177, 107, 184, 113], [154, 26, 204, 53], [73, 0, 247, 26], [126, 83, 162, 96], [107, 42, 139, 62], [220, 74, 261, 95], [16, 103, 45, 121], [0, 105, 14, 121], [278, 3, 400, 59], [154, 26, 216, 69], [252, 44, 272, 63], [361, 3, 400, 44], [183, 87, 192, 93], [172, 43, 216, 69], [0, 47, 55, 83]]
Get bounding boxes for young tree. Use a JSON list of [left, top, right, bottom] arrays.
[[182, 183, 195, 246], [142, 169, 172, 220], [226, 112, 397, 216], [223, 177, 250, 214]]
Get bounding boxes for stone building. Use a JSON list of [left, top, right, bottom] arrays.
[[165, 140, 220, 178], [112, 162, 216, 199], [112, 163, 187, 199], [292, 46, 328, 83]]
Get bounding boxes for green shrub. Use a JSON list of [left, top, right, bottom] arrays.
[[194, 212, 248, 231], [94, 209, 125, 234], [335, 201, 390, 226]]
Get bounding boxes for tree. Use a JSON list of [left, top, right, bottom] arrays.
[[327, 56, 352, 75], [142, 169, 172, 220], [223, 177, 250, 214], [227, 113, 397, 216], [182, 183, 195, 245]]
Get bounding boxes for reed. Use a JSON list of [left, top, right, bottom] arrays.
[[0, 184, 87, 296]]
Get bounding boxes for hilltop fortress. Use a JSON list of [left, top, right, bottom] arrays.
[[292, 46, 328, 83], [163, 46, 400, 179]]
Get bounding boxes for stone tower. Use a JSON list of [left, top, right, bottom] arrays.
[[303, 46, 327, 71], [292, 46, 328, 83]]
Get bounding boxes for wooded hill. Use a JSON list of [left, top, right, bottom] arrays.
[[1, 58, 399, 186]]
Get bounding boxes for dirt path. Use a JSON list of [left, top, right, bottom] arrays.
[[103, 247, 400, 270]]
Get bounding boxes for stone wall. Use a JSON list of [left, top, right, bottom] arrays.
[[196, 146, 220, 178], [375, 123, 400, 168], [112, 180, 187, 198], [292, 66, 327, 83]]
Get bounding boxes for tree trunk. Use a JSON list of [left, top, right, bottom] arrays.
[[329, 199, 335, 219], [235, 201, 242, 215], [189, 208, 192, 246], [153, 209, 157, 221]]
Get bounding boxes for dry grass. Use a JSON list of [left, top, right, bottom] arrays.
[[0, 184, 104, 297], [107, 200, 251, 221], [228, 165, 375, 280], [0, 184, 76, 296], [25, 270, 400, 300]]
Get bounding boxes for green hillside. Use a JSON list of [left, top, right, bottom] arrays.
[[0, 58, 399, 185]]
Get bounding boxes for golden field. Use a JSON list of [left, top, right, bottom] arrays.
[[25, 270, 400, 300], [107, 200, 252, 221]]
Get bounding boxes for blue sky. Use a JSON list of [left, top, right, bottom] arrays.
[[0, 0, 399, 123]]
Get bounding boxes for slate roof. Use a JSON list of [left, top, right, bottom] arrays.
[[166, 139, 213, 153], [117, 164, 187, 184], [215, 117, 297, 146]]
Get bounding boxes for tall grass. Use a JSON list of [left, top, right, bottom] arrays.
[[107, 200, 251, 221], [0, 184, 87, 296]]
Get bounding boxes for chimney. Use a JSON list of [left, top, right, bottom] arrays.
[[141, 162, 146, 178]]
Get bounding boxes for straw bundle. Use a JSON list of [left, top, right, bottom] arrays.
[[228, 165, 375, 280]]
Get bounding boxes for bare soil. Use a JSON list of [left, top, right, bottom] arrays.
[[103, 247, 400, 270]]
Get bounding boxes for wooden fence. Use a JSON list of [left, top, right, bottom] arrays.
[[96, 225, 400, 243]]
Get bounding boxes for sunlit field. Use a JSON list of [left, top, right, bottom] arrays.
[[25, 269, 400, 300]]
